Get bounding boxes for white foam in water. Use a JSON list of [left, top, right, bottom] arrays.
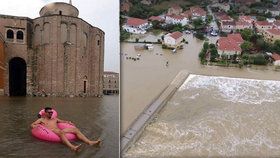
[[124, 75, 280, 158], [179, 75, 280, 105]]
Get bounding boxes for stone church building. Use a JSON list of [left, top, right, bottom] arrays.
[[0, 1, 104, 97]]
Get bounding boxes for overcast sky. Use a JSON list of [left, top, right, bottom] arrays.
[[0, 0, 120, 72]]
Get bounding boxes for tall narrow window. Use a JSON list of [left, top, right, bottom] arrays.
[[83, 81, 87, 93], [59, 11, 62, 15], [16, 31, 24, 41], [97, 40, 100, 45], [7, 29, 14, 39]]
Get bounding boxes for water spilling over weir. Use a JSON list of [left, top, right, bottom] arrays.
[[124, 75, 280, 157]]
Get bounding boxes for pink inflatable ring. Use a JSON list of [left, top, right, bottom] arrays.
[[31, 109, 77, 142]]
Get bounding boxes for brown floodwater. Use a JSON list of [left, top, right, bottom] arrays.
[[0, 95, 119, 158], [121, 33, 280, 134], [124, 75, 280, 157]]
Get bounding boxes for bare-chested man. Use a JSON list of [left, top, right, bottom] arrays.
[[31, 107, 101, 152]]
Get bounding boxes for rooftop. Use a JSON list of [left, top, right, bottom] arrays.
[[272, 53, 280, 61], [149, 16, 164, 21], [166, 14, 185, 20], [167, 31, 183, 40], [255, 21, 271, 26], [222, 21, 236, 26], [236, 21, 252, 26], [218, 33, 244, 52], [126, 18, 148, 27], [266, 29, 280, 35]]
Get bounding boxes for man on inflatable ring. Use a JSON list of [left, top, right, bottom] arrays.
[[31, 107, 101, 152]]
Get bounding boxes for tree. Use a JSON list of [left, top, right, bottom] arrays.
[[257, 16, 266, 21], [252, 54, 267, 65], [241, 41, 253, 52], [199, 42, 209, 63], [120, 30, 130, 42], [240, 29, 254, 41], [209, 43, 216, 49], [171, 24, 184, 32], [210, 47, 218, 62], [273, 40, 280, 53], [199, 49, 207, 63], [195, 31, 205, 40], [151, 21, 162, 30], [206, 15, 213, 24], [193, 18, 205, 30], [203, 42, 209, 50]]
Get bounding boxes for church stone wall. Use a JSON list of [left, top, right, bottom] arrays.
[[0, 2, 104, 97]]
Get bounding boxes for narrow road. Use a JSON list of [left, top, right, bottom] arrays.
[[207, 5, 219, 31]]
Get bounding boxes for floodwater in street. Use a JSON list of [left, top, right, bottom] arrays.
[[0, 95, 119, 158], [121, 34, 280, 134], [124, 75, 280, 157]]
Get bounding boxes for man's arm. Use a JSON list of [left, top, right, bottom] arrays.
[[30, 118, 42, 128], [57, 118, 74, 125]]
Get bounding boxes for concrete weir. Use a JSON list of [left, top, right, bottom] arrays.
[[121, 70, 190, 153]]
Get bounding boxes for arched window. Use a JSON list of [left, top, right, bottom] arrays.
[[16, 31, 24, 40], [7, 29, 14, 39]]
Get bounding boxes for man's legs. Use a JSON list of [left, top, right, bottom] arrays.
[[63, 127, 101, 145], [53, 129, 82, 151]]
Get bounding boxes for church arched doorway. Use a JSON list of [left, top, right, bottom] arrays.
[[9, 57, 26, 96]]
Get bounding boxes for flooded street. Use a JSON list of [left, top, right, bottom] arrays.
[[0, 96, 119, 158], [124, 75, 280, 157], [121, 33, 280, 134]]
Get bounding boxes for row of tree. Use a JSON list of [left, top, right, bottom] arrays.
[[239, 29, 280, 54], [199, 42, 219, 63]]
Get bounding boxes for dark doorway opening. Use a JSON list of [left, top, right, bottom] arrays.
[[9, 57, 26, 96]]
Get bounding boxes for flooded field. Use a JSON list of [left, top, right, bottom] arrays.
[[0, 96, 119, 158], [124, 75, 280, 157]]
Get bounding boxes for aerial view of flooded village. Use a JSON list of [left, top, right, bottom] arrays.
[[120, 0, 280, 157], [0, 0, 119, 157]]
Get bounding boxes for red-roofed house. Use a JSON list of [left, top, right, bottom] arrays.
[[165, 14, 189, 26], [163, 31, 184, 48], [239, 16, 255, 24], [217, 33, 244, 57], [227, 34, 244, 44], [122, 17, 152, 34], [255, 21, 273, 32], [236, 21, 253, 30], [167, 5, 183, 15], [148, 16, 165, 22], [216, 13, 233, 22], [221, 21, 236, 32], [190, 6, 207, 21], [263, 29, 280, 42], [271, 53, 280, 65], [181, 10, 192, 19]]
